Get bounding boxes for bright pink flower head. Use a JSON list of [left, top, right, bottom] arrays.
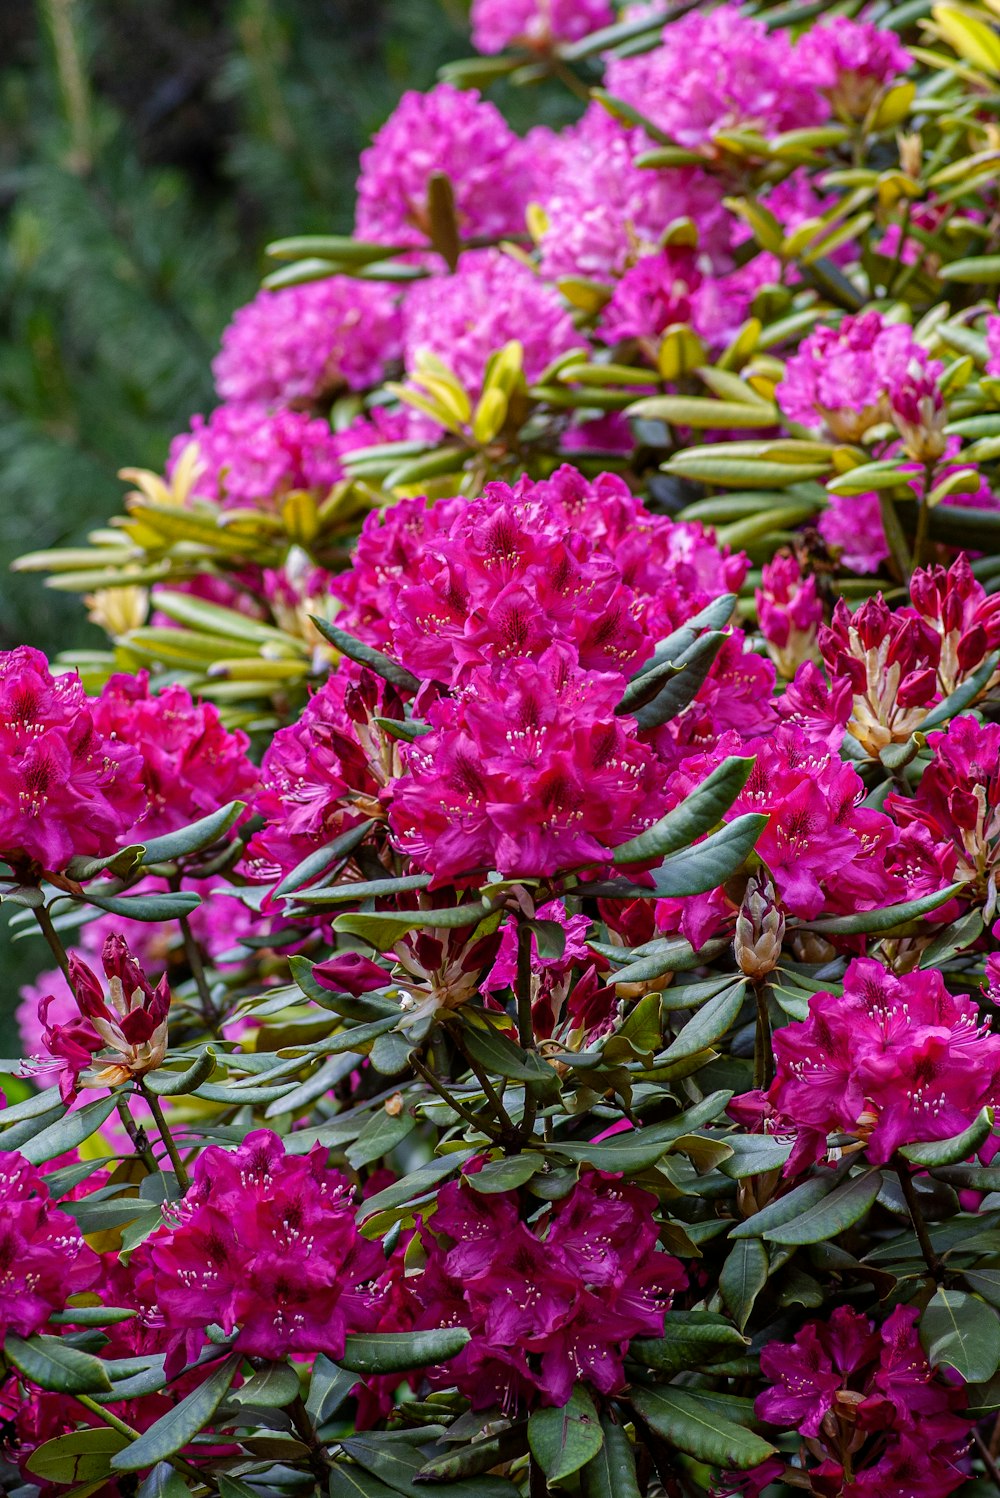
[[0, 647, 144, 874], [212, 278, 402, 405], [820, 594, 942, 756], [0, 1152, 100, 1339], [471, 0, 613, 53], [890, 362, 947, 461], [136, 1129, 383, 1371], [906, 551, 1000, 692], [92, 673, 258, 840], [777, 311, 938, 442], [765, 957, 1000, 1170], [797, 17, 911, 119], [596, 247, 703, 348], [41, 933, 170, 1101], [168, 402, 343, 510], [408, 1170, 683, 1411], [604, 4, 828, 152], [987, 315, 1000, 378], [756, 553, 823, 679], [403, 248, 578, 402], [744, 1306, 968, 1498], [355, 84, 532, 253]]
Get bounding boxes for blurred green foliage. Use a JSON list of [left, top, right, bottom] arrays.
[[0, 0, 474, 658]]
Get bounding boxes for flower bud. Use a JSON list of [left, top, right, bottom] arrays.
[[734, 874, 785, 979]]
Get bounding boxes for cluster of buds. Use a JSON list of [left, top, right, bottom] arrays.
[[906, 553, 1000, 696], [890, 364, 947, 463], [755, 553, 823, 680], [820, 595, 941, 756], [734, 873, 785, 979], [41, 934, 169, 1101]]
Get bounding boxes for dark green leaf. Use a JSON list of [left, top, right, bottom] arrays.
[[143, 1048, 216, 1097], [18, 1093, 118, 1166], [228, 1361, 300, 1409], [26, 1429, 129, 1484], [339, 1328, 470, 1376], [650, 815, 766, 898], [328, 1469, 398, 1498], [110, 1354, 240, 1471], [460, 1017, 558, 1087], [921, 1289, 1000, 1383], [764, 1171, 882, 1245], [270, 821, 375, 901], [339, 1433, 518, 1496], [720, 1240, 770, 1331], [6, 1334, 112, 1394], [138, 801, 246, 864], [718, 1135, 793, 1179], [900, 1110, 993, 1167], [136, 1463, 192, 1498], [306, 1354, 357, 1424], [310, 619, 420, 693], [730, 1176, 836, 1240], [801, 883, 965, 934], [630, 1311, 747, 1373], [528, 1386, 603, 1484], [630, 1386, 776, 1469], [613, 756, 754, 865], [82, 891, 202, 922], [581, 1414, 641, 1498], [333, 903, 488, 950], [467, 1154, 543, 1193], [345, 1109, 416, 1170], [658, 980, 747, 1063]]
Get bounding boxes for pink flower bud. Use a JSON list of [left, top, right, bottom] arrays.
[[734, 874, 785, 979]]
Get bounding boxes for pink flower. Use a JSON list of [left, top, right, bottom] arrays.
[[135, 1130, 383, 1372], [798, 16, 911, 120], [743, 1306, 968, 1498], [407, 1170, 683, 1411], [355, 84, 533, 254], [92, 673, 258, 839], [890, 362, 947, 461], [596, 247, 704, 347], [777, 311, 939, 443], [40, 934, 170, 1102], [764, 957, 1000, 1170], [987, 315, 1000, 378], [168, 402, 343, 510], [755, 553, 823, 680], [604, 4, 827, 151], [818, 490, 891, 574], [820, 593, 942, 756], [471, 0, 613, 53], [0, 1152, 100, 1338], [403, 248, 579, 402], [213, 278, 402, 405], [0, 647, 144, 874]]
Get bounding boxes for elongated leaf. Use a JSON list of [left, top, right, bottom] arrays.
[[228, 1362, 300, 1409], [290, 872, 431, 906], [110, 1354, 240, 1471], [339, 1433, 518, 1496], [143, 1048, 216, 1097], [328, 1469, 398, 1498], [900, 1109, 993, 1167], [270, 820, 375, 901], [338, 1328, 470, 1376], [651, 815, 766, 898], [730, 1176, 836, 1240], [529, 1387, 603, 1484], [719, 1134, 793, 1178], [356, 1150, 475, 1223], [764, 1171, 882, 1245], [27, 1430, 129, 1484], [658, 980, 747, 1064], [613, 756, 754, 865], [82, 891, 202, 922], [306, 1355, 357, 1424], [6, 1334, 112, 1394], [802, 883, 964, 934], [136, 1463, 192, 1498], [333, 903, 488, 950], [19, 1093, 118, 1166], [581, 1415, 641, 1498], [720, 1239, 770, 1331], [630, 1311, 747, 1373], [139, 802, 246, 865], [310, 619, 420, 693], [630, 1386, 776, 1469], [922, 1288, 1000, 1383], [631, 632, 727, 729], [459, 1017, 557, 1086], [345, 1109, 416, 1170]]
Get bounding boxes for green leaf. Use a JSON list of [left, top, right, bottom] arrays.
[[627, 395, 778, 428], [630, 1386, 776, 1469], [921, 1288, 1000, 1383], [581, 1415, 641, 1498], [900, 1109, 993, 1167], [720, 1239, 770, 1331], [289, 872, 431, 906], [658, 980, 747, 1064], [801, 883, 964, 934], [138, 801, 246, 865], [5, 1334, 112, 1394], [66, 845, 146, 881], [143, 1048, 216, 1097], [110, 1353, 240, 1471], [345, 1109, 416, 1170], [764, 1171, 883, 1245], [629, 632, 727, 729], [651, 815, 766, 898], [467, 1154, 543, 1193], [228, 1361, 300, 1408], [730, 1175, 836, 1240], [306, 1354, 357, 1424], [136, 1463, 192, 1498], [612, 755, 755, 865], [940, 255, 1000, 283], [718, 1133, 793, 1178], [270, 820, 376, 901], [459, 1016, 557, 1087], [310, 619, 420, 694], [27, 1429, 129, 1484], [356, 1150, 475, 1223], [920, 650, 1000, 730], [82, 890, 202, 922], [328, 1469, 398, 1498], [528, 1386, 604, 1484], [338, 1433, 518, 1496], [18, 1093, 118, 1166], [333, 902, 488, 950], [338, 1328, 470, 1376], [630, 1311, 748, 1373]]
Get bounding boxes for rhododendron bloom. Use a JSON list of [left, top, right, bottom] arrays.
[[0, 1153, 100, 1338], [407, 1170, 683, 1410], [93, 673, 258, 838], [764, 958, 1000, 1170], [168, 402, 342, 509], [0, 647, 144, 873], [820, 594, 942, 756], [213, 277, 401, 406], [355, 84, 532, 252], [987, 314, 1000, 378], [471, 0, 612, 54], [798, 17, 911, 120], [756, 552, 823, 679], [41, 934, 170, 1101], [906, 551, 1000, 695], [777, 311, 939, 442], [137, 1130, 383, 1370]]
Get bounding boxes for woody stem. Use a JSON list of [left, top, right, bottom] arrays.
[[141, 1084, 191, 1191], [753, 979, 773, 1092], [411, 1055, 504, 1142], [895, 1162, 943, 1280], [516, 920, 538, 1145], [33, 902, 72, 982]]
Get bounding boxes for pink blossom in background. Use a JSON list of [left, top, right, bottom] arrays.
[[0, 1153, 100, 1339], [755, 553, 823, 678], [168, 402, 343, 509], [0, 647, 144, 874], [471, 0, 613, 54], [213, 278, 402, 405], [355, 84, 533, 253], [797, 16, 911, 118]]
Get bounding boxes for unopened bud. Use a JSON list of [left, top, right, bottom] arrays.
[[734, 874, 784, 979]]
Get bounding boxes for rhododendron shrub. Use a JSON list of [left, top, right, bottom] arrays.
[[10, 0, 1000, 1493]]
